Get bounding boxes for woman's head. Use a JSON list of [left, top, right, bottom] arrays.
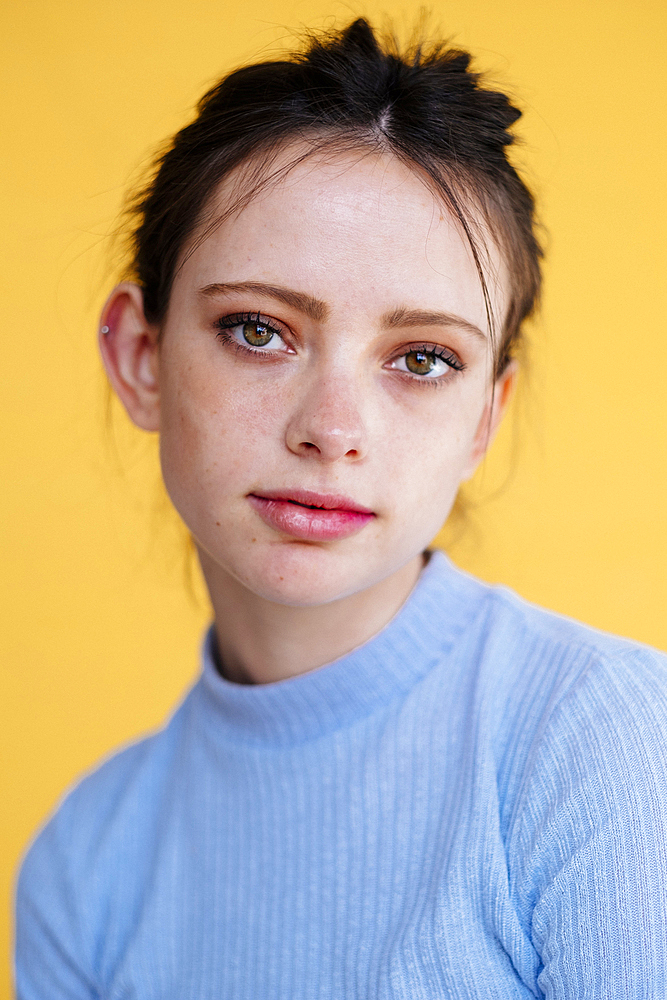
[[101, 18, 542, 608]]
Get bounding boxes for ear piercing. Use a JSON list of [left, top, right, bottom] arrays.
[[100, 325, 110, 335]]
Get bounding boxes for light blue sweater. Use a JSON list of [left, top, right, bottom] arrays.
[[15, 552, 667, 997]]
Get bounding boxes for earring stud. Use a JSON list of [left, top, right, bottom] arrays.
[[100, 325, 110, 335]]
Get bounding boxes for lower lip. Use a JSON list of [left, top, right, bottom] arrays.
[[247, 495, 375, 542]]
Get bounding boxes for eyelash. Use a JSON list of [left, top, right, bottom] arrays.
[[214, 312, 466, 385]]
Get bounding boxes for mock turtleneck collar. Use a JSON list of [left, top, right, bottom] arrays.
[[197, 550, 485, 748]]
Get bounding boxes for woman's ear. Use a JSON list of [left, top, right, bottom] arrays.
[[99, 283, 161, 432], [462, 360, 518, 480]]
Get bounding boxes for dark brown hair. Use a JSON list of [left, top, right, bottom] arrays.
[[126, 17, 542, 375]]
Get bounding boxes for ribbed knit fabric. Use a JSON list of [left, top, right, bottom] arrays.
[[15, 552, 667, 998]]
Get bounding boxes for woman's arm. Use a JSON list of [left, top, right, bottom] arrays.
[[512, 645, 667, 996], [15, 813, 99, 999]]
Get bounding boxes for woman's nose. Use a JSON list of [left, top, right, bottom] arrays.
[[284, 371, 368, 462]]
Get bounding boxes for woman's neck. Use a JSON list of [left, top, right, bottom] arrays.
[[198, 551, 426, 686]]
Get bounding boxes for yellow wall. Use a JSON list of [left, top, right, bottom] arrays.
[[2, 0, 666, 990]]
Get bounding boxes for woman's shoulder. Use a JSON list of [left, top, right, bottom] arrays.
[[428, 553, 667, 792], [483, 568, 667, 719], [481, 574, 667, 784], [434, 550, 667, 687], [17, 686, 196, 902], [14, 688, 202, 990]]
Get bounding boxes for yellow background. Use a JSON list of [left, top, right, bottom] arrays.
[[2, 0, 666, 991]]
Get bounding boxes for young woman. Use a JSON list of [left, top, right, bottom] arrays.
[[15, 18, 667, 998]]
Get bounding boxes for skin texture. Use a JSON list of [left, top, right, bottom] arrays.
[[100, 146, 515, 684]]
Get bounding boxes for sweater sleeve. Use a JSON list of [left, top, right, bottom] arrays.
[[512, 646, 667, 998], [15, 802, 99, 1000]]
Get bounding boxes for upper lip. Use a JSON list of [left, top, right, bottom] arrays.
[[249, 489, 374, 514]]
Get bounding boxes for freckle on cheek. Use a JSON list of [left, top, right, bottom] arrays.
[[216, 522, 220, 526]]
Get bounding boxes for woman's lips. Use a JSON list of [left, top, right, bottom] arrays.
[[247, 490, 375, 542]]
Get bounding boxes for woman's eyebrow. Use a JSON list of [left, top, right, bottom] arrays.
[[382, 307, 487, 341], [199, 283, 485, 340], [198, 281, 328, 322]]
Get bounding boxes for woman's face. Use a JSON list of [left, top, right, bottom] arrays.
[[152, 148, 511, 606]]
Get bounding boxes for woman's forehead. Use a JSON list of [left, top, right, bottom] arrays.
[[208, 143, 466, 239], [180, 144, 509, 332]]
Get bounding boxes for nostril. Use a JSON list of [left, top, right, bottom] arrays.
[[287, 419, 366, 462]]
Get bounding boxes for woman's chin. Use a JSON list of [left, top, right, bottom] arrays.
[[247, 548, 375, 608], [198, 537, 379, 609]]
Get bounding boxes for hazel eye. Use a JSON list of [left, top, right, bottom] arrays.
[[215, 313, 291, 354], [389, 345, 463, 381], [242, 321, 276, 347], [404, 350, 439, 376]]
